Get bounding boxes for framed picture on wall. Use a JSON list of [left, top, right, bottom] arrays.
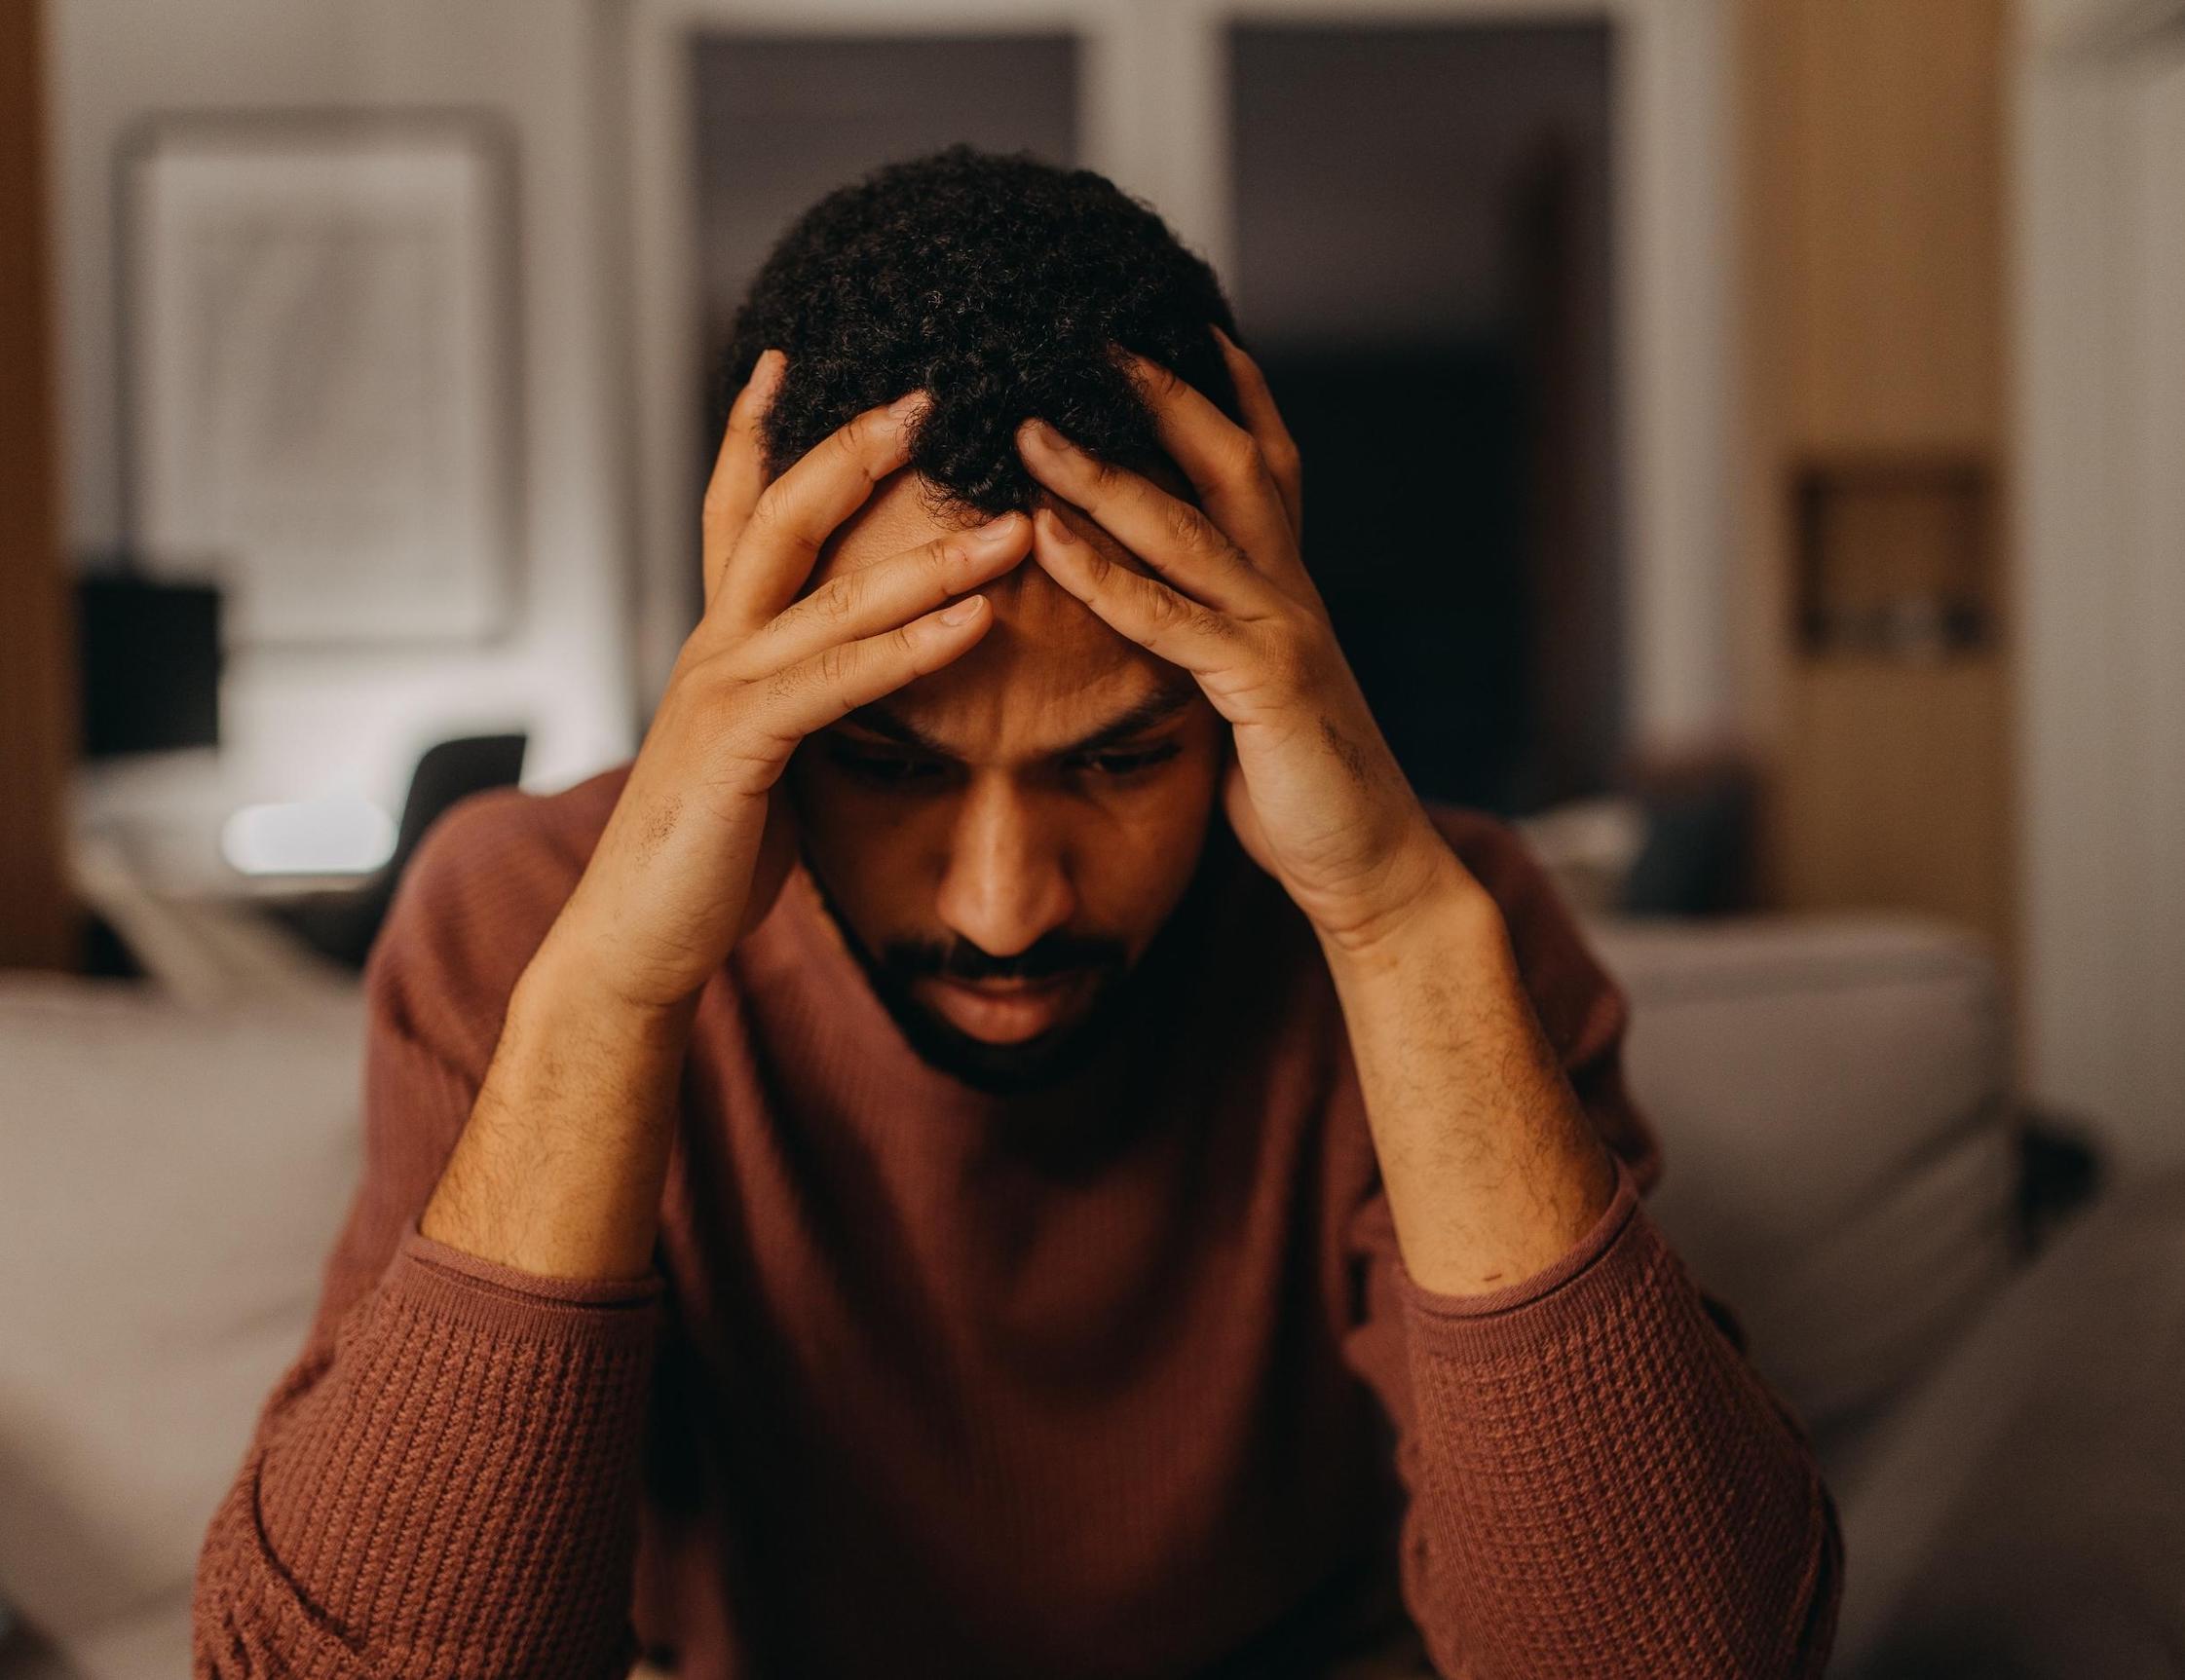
[[120, 113, 520, 646]]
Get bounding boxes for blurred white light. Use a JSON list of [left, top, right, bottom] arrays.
[[220, 797, 397, 877]]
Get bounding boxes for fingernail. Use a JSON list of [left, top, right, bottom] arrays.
[[1019, 417, 1060, 451], [938, 596, 985, 626], [973, 513, 1024, 548], [889, 390, 928, 424], [1038, 505, 1079, 544], [751, 348, 786, 391]]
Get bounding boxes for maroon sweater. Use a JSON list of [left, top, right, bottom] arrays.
[[193, 764, 1840, 1678]]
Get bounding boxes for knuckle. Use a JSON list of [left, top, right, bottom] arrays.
[[671, 644, 736, 697], [700, 478, 745, 534], [1139, 356, 1186, 401], [762, 658, 808, 712], [809, 576, 857, 623], [667, 661, 748, 735], [1226, 432, 1268, 484], [847, 408, 898, 473], [1162, 498, 1208, 551], [1144, 585, 1190, 633], [745, 486, 788, 539], [1264, 622, 1322, 689]]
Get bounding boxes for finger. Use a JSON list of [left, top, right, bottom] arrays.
[[715, 391, 924, 635], [745, 513, 1030, 671], [1015, 420, 1279, 620], [1030, 504, 1240, 676], [749, 595, 992, 747], [1115, 347, 1297, 568], [1211, 325, 1303, 537], [702, 350, 786, 612]]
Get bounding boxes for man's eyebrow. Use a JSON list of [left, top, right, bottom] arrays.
[[840, 675, 1198, 761], [1055, 678, 1198, 757]]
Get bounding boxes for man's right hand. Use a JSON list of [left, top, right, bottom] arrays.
[[542, 351, 1031, 1017], [420, 353, 1028, 1279]]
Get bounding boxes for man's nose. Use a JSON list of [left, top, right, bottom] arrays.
[[934, 778, 1075, 959]]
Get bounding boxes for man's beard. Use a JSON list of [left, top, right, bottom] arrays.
[[800, 868, 1139, 1095], [795, 830, 1232, 1092]]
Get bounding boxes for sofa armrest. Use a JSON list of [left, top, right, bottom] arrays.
[[1585, 913, 2022, 1451]]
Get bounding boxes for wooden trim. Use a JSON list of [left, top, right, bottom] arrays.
[[0, 0, 81, 971], [1734, 0, 2015, 968]]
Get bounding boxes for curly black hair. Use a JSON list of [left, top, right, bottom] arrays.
[[717, 145, 1243, 519]]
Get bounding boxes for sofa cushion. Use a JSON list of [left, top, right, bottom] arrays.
[[1586, 914, 2020, 1445], [1829, 1172, 2185, 1678], [0, 974, 361, 1668]]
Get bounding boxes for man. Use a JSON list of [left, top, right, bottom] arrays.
[[195, 147, 1839, 1678]]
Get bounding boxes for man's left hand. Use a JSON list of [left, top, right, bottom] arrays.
[[1017, 328, 1477, 954]]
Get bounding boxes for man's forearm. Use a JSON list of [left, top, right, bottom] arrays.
[[1321, 847, 1615, 1296], [421, 930, 698, 1281]]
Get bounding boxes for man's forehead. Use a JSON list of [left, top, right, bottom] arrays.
[[810, 470, 1198, 759]]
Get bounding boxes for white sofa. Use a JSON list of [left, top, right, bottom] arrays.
[[2, 893, 2176, 1677], [1588, 915, 2185, 1677]]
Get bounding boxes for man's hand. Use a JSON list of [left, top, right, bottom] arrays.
[[422, 353, 1031, 1278], [1018, 332, 1613, 1292], [1015, 328, 1474, 958], [548, 352, 1031, 1015]]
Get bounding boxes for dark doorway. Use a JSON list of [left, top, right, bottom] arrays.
[[1231, 21, 1620, 815]]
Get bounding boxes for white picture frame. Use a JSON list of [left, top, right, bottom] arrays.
[[121, 114, 518, 646]]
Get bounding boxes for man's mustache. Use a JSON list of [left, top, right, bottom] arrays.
[[879, 931, 1129, 985]]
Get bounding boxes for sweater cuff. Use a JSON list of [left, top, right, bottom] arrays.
[[394, 1216, 667, 1315], [1390, 1155, 1653, 1351], [250, 1222, 661, 1674]]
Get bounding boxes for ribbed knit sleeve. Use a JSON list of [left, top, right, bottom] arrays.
[[195, 1232, 661, 1679], [192, 788, 666, 1679], [1337, 810, 1843, 1678], [1346, 1170, 1842, 1679]]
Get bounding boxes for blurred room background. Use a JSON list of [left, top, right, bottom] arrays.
[[3, 1, 2182, 1675]]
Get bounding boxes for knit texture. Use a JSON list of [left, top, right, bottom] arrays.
[[192, 764, 1841, 1678]]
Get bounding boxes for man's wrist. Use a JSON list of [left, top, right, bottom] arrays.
[[521, 921, 706, 1050], [427, 940, 697, 1282], [1314, 826, 1502, 975]]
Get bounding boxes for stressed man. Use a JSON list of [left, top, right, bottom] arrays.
[[194, 147, 1840, 1679]]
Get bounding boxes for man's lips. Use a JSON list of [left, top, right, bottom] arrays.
[[910, 972, 1097, 1044]]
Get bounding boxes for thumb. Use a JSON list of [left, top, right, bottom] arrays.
[[739, 796, 801, 940], [1222, 753, 1274, 876]]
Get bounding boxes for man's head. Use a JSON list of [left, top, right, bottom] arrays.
[[721, 147, 1247, 1091]]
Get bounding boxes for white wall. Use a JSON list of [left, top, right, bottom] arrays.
[[51, 0, 1737, 853], [2014, 0, 2185, 1172], [47, 0, 636, 829]]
